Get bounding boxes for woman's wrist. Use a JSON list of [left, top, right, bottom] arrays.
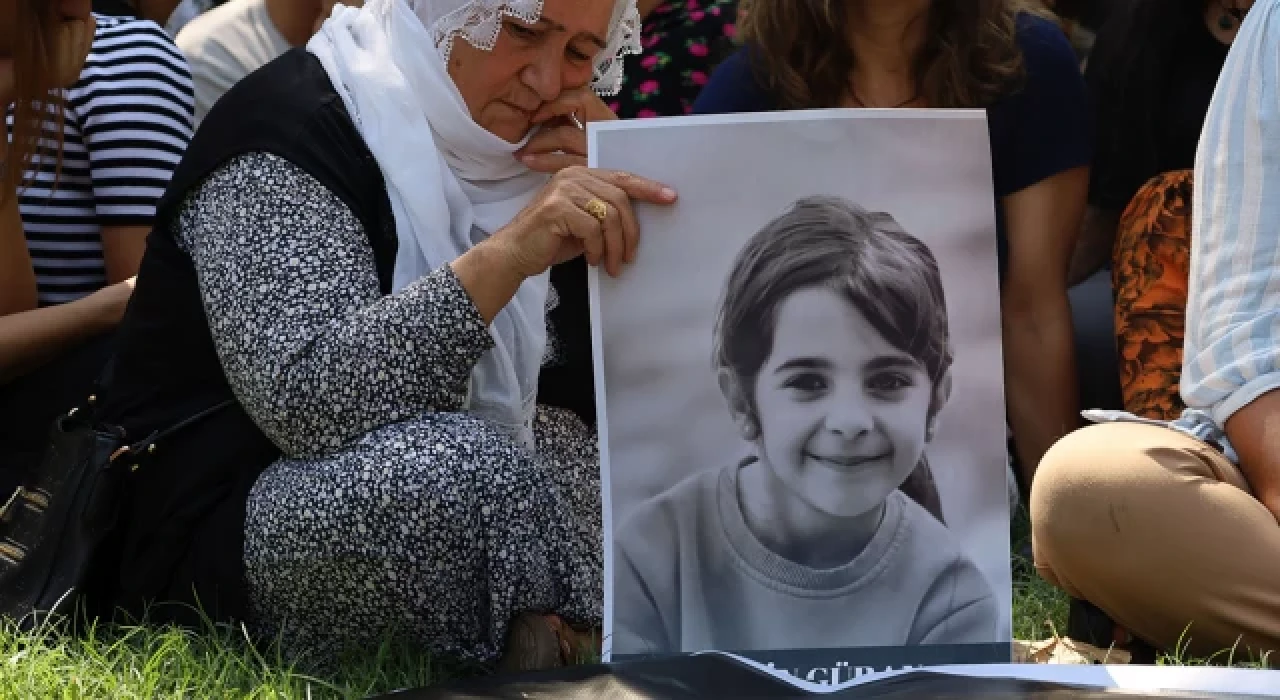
[[450, 239, 530, 325], [83, 280, 134, 330]]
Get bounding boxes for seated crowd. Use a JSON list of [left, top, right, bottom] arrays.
[[1, 0, 1274, 674]]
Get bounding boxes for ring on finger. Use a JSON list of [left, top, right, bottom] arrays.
[[584, 197, 609, 223]]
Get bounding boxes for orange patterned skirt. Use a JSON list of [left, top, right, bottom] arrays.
[[1111, 169, 1194, 421]]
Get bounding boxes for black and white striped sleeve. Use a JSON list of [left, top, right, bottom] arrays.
[[73, 17, 195, 227]]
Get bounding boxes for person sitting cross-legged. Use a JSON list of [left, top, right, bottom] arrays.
[[1032, 0, 1280, 662]]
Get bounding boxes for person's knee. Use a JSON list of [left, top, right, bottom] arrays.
[[1032, 423, 1206, 573], [389, 413, 537, 498], [1034, 425, 1129, 519], [1031, 425, 1158, 561]]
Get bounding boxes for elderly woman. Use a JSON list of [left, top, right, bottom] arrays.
[[83, 0, 675, 671]]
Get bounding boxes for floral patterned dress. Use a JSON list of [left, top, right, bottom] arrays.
[[608, 0, 739, 119]]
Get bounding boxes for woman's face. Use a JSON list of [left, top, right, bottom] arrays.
[[0, 0, 92, 55], [446, 0, 613, 143], [744, 287, 938, 519]]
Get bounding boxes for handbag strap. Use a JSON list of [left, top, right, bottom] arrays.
[[110, 398, 236, 465]]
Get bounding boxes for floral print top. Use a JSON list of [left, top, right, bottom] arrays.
[[609, 0, 740, 119]]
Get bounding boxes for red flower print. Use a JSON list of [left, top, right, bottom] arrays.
[[639, 79, 661, 94], [690, 70, 708, 86], [638, 109, 659, 118], [723, 23, 736, 38], [689, 10, 705, 21], [687, 41, 709, 57], [642, 54, 660, 69]]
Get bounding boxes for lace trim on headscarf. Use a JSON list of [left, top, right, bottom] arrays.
[[428, 0, 642, 96]]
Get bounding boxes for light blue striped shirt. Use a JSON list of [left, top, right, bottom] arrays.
[[1086, 1, 1280, 464]]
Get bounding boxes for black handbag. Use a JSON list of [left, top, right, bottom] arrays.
[[0, 394, 231, 631]]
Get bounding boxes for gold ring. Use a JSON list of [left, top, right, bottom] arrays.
[[584, 198, 609, 222]]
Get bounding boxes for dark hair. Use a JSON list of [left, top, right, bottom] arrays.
[[713, 195, 953, 522], [1088, 0, 1209, 205], [3, 1, 69, 201], [739, 0, 1043, 109]]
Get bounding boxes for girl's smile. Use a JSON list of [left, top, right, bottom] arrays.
[[806, 449, 892, 470]]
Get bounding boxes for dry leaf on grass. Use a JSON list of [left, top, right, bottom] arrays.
[[1014, 635, 1132, 665]]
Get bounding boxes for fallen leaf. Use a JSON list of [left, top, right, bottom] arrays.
[[1014, 636, 1131, 665]]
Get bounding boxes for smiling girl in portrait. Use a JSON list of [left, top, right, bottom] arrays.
[[612, 195, 999, 656]]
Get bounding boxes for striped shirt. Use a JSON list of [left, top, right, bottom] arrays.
[[5, 14, 194, 306], [1085, 0, 1280, 464]]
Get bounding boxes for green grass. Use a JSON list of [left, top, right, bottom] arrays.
[[0, 615, 477, 699], [1010, 506, 1070, 642], [3, 511, 1261, 698]]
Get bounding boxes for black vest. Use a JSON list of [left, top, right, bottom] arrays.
[[96, 49, 398, 626]]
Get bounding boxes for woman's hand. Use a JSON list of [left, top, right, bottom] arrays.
[[454, 166, 675, 324], [493, 166, 676, 278], [516, 87, 619, 173]]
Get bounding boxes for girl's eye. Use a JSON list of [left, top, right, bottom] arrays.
[[868, 372, 912, 393], [783, 373, 827, 394], [567, 45, 592, 62], [505, 22, 539, 39]]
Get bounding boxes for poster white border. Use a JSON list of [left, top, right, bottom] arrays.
[[588, 107, 1002, 661]]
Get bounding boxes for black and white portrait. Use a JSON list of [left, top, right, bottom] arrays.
[[588, 111, 1012, 675]]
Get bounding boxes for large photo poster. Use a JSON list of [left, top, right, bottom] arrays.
[[588, 110, 1012, 680]]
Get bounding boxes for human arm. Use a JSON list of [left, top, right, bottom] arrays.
[[1225, 394, 1280, 523], [1003, 167, 1087, 484], [0, 281, 134, 382], [999, 16, 1091, 484], [100, 225, 150, 283], [2, 144, 133, 381], [1, 168, 137, 380], [178, 152, 496, 457], [184, 153, 674, 457], [1067, 205, 1120, 288], [0, 56, 133, 381], [1180, 6, 1280, 523]]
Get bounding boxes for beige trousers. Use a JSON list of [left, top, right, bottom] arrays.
[[1031, 422, 1280, 662]]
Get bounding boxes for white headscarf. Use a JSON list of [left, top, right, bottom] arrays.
[[307, 0, 640, 447]]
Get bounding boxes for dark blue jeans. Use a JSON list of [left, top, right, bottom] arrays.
[[1069, 267, 1124, 414]]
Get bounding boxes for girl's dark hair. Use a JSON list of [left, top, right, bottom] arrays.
[[713, 195, 953, 522], [740, 0, 1044, 109], [1088, 0, 1207, 206]]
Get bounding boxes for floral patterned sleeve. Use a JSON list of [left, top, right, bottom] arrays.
[[173, 151, 494, 458]]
